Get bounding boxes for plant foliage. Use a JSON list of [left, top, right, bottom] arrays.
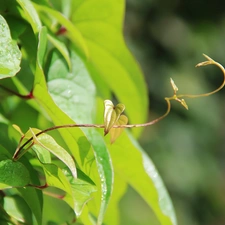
[[5, 0, 225, 225]]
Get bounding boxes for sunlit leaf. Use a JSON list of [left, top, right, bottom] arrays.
[[16, 0, 42, 35], [46, 49, 96, 124], [109, 114, 128, 144], [0, 159, 30, 189], [108, 131, 177, 225], [41, 48, 114, 223], [33, 3, 89, 58], [63, 168, 97, 217], [103, 174, 127, 225], [0, 15, 22, 79], [71, 0, 148, 137], [103, 100, 125, 136]]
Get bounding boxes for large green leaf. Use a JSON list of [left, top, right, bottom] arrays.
[[103, 173, 127, 225], [3, 195, 32, 224], [0, 15, 22, 79], [70, 0, 148, 136], [46, 49, 96, 124], [108, 131, 177, 225], [17, 188, 43, 225], [45, 48, 113, 224], [15, 156, 43, 225], [33, 25, 113, 224], [0, 159, 30, 189]]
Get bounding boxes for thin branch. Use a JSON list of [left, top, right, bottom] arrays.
[[0, 84, 33, 99], [12, 54, 225, 161]]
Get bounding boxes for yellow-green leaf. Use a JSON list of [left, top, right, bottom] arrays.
[[110, 115, 128, 144], [103, 100, 125, 135]]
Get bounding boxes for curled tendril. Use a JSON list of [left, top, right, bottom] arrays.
[[115, 54, 225, 128]]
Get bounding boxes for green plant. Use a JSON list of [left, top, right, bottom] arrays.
[[0, 1, 224, 225]]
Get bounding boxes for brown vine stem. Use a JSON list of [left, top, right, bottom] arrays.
[[13, 54, 225, 160], [0, 84, 34, 99]]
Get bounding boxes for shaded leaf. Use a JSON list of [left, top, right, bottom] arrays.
[[0, 159, 30, 189], [0, 15, 22, 79], [3, 195, 32, 224], [29, 128, 77, 178], [0, 205, 12, 225], [17, 188, 43, 225]]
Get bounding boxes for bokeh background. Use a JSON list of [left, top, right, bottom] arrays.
[[120, 0, 225, 224]]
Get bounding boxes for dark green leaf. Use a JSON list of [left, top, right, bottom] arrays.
[[0, 159, 30, 189], [18, 188, 43, 225], [3, 195, 32, 224]]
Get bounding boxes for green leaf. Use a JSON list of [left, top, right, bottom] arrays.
[[17, 188, 43, 225], [37, 26, 47, 68], [3, 195, 32, 224], [63, 168, 97, 217], [71, 0, 148, 137], [109, 114, 128, 144], [0, 145, 12, 161], [45, 49, 113, 224], [16, 0, 42, 35], [103, 174, 127, 225], [82, 129, 113, 225], [33, 28, 113, 224], [108, 131, 177, 225], [16, 156, 43, 225], [29, 128, 77, 178], [0, 15, 22, 79], [34, 3, 89, 58], [0, 159, 30, 189], [46, 49, 96, 124], [47, 33, 72, 70]]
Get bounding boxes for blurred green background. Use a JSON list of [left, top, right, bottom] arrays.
[[120, 0, 225, 224]]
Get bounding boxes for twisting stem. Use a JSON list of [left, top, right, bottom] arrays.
[[177, 54, 225, 99], [13, 54, 225, 160]]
